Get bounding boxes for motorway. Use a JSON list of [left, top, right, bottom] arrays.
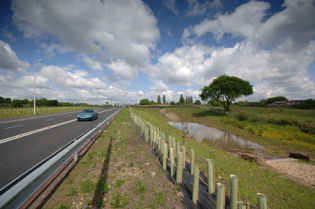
[[0, 107, 119, 189]]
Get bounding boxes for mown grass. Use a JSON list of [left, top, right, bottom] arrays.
[[0, 106, 97, 119], [131, 106, 315, 209]]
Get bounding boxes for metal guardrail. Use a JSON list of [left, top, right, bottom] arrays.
[[0, 108, 121, 209]]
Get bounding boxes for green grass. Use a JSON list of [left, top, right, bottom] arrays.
[[110, 191, 129, 208], [168, 105, 315, 155], [80, 180, 94, 193], [0, 106, 97, 119], [131, 106, 315, 209]]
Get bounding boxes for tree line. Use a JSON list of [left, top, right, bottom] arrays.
[[0, 96, 90, 108], [139, 94, 201, 106]]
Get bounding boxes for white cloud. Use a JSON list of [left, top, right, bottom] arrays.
[[0, 40, 30, 72], [82, 55, 103, 71], [12, 0, 160, 80], [163, 0, 178, 15], [106, 60, 138, 80], [186, 0, 221, 17]]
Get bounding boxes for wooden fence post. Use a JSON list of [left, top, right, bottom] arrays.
[[170, 147, 175, 177], [230, 174, 238, 209], [207, 159, 215, 193], [192, 166, 200, 204], [163, 143, 168, 170], [176, 152, 183, 183], [216, 183, 225, 209], [190, 149, 195, 175]]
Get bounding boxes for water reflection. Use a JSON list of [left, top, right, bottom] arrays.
[[168, 122, 265, 155]]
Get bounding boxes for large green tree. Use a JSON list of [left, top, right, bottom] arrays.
[[157, 95, 161, 104], [200, 75, 253, 111], [179, 94, 185, 104]]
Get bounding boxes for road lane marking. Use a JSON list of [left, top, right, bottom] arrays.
[[0, 108, 117, 144], [45, 119, 55, 121], [4, 125, 23, 130]]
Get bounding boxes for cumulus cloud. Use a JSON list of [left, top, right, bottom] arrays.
[[82, 55, 103, 71], [106, 60, 138, 80], [155, 0, 315, 100], [12, 0, 159, 80], [0, 40, 30, 72]]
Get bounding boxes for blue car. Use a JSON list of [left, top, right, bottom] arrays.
[[77, 109, 98, 121]]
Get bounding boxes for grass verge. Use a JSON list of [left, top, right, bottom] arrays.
[[43, 108, 185, 209], [132, 106, 315, 209], [0, 106, 98, 119]]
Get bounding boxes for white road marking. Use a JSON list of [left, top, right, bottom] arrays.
[[0, 108, 116, 144], [4, 125, 23, 130], [45, 119, 55, 121]]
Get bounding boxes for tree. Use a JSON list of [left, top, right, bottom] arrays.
[[11, 99, 23, 107], [139, 99, 150, 105], [179, 94, 185, 104], [162, 95, 166, 104], [264, 96, 288, 104], [194, 100, 201, 105], [157, 95, 161, 104], [200, 75, 253, 112]]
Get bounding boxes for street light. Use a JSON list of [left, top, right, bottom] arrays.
[[33, 59, 45, 116]]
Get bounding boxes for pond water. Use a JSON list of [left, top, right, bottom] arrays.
[[168, 122, 265, 155]]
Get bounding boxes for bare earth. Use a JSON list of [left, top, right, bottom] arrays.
[[160, 108, 180, 121], [266, 160, 315, 186]]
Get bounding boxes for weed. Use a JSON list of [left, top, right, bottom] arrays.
[[80, 180, 94, 193], [129, 162, 134, 167], [135, 179, 147, 195], [66, 187, 77, 196], [114, 179, 125, 188], [110, 191, 129, 208], [57, 204, 69, 209], [154, 191, 165, 206]]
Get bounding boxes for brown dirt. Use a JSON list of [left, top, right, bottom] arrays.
[[43, 109, 185, 209], [266, 160, 315, 186], [160, 108, 181, 122]]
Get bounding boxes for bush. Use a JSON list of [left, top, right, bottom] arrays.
[[194, 100, 201, 105], [236, 112, 249, 121], [170, 101, 175, 105]]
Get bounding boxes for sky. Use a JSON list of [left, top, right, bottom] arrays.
[[0, 0, 314, 105]]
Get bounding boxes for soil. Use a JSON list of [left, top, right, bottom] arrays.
[[160, 108, 180, 122], [43, 110, 185, 209], [266, 160, 315, 186]]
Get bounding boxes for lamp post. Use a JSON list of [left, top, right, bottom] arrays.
[[33, 59, 44, 116]]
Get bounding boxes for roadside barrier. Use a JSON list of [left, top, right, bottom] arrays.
[[0, 108, 121, 209], [131, 110, 268, 209]]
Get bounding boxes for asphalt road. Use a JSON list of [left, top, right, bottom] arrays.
[[0, 107, 119, 189]]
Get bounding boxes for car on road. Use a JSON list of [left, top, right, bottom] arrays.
[[77, 109, 98, 121]]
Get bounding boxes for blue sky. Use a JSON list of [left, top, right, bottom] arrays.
[[0, 0, 314, 104]]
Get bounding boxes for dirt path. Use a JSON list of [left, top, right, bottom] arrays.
[[160, 108, 180, 121], [44, 109, 185, 209]]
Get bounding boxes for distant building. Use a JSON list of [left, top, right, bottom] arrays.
[[269, 100, 305, 106]]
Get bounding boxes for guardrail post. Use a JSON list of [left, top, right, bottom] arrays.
[[170, 147, 175, 177], [192, 166, 200, 204], [163, 143, 168, 170], [74, 152, 78, 162], [190, 149, 195, 175], [230, 174, 238, 209], [176, 152, 183, 183], [216, 183, 225, 209], [207, 159, 215, 193], [257, 193, 267, 209]]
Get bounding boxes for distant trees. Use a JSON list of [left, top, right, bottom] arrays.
[[179, 94, 185, 104], [157, 95, 161, 104], [0, 96, 94, 107], [163, 95, 166, 104], [185, 96, 193, 104], [200, 75, 253, 112], [139, 98, 155, 105], [262, 96, 288, 105], [194, 100, 201, 105]]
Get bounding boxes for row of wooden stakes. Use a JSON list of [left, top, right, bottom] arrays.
[[131, 111, 268, 209]]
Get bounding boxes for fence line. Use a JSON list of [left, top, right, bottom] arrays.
[[130, 109, 268, 209]]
